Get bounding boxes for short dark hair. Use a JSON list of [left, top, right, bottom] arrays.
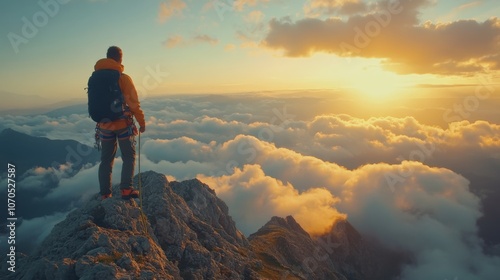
[[106, 46, 122, 62]]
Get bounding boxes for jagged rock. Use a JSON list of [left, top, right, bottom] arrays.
[[170, 179, 247, 246], [249, 216, 408, 280], [320, 220, 412, 280], [249, 216, 346, 280], [4, 171, 265, 280], [135, 171, 260, 279], [2, 171, 403, 280], [7, 194, 179, 280]]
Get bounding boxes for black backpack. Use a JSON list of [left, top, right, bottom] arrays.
[[87, 69, 126, 123]]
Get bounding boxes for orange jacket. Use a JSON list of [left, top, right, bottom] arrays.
[[94, 58, 146, 131]]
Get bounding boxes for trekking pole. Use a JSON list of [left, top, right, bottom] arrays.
[[137, 131, 148, 236], [138, 131, 141, 194]]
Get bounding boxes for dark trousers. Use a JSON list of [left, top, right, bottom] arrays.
[[98, 129, 136, 195]]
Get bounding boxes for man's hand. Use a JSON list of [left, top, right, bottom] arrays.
[[140, 126, 146, 133]]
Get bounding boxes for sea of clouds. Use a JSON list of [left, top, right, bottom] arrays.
[[1, 92, 499, 279]]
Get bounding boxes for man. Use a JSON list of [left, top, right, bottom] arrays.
[[94, 46, 146, 200]]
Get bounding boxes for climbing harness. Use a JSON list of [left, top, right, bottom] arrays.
[[93, 116, 137, 151]]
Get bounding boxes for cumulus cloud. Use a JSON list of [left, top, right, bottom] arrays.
[[199, 164, 345, 235], [0, 163, 96, 226], [44, 164, 102, 204], [142, 137, 216, 163], [3, 95, 500, 180], [263, 0, 500, 75], [336, 161, 491, 278], [158, 0, 187, 23], [3, 94, 500, 278], [137, 105, 500, 180], [19, 165, 75, 191], [193, 138, 499, 279]]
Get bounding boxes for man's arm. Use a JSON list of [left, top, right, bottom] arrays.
[[120, 74, 146, 131]]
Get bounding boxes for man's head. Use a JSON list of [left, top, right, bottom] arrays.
[[106, 46, 123, 63]]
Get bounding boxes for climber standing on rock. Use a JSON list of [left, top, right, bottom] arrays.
[[87, 46, 146, 200]]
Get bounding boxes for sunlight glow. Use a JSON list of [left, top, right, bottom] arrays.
[[346, 65, 411, 100]]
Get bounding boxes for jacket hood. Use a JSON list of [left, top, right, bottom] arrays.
[[94, 58, 124, 72]]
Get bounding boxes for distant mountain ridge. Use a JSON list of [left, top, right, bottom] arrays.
[[0, 128, 99, 176], [0, 96, 86, 116], [0, 129, 101, 231], [2, 171, 404, 279]]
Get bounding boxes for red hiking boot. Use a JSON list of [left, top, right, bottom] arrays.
[[121, 188, 140, 199], [101, 193, 112, 200]]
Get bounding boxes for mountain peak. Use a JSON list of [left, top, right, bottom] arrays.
[[0, 128, 18, 136], [265, 215, 310, 238], [9, 171, 260, 280], [0, 128, 100, 175], [12, 190, 179, 279], [4, 171, 404, 280]]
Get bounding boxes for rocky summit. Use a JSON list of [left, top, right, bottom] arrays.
[[4, 171, 403, 280]]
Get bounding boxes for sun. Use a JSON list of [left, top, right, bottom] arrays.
[[348, 67, 408, 101], [351, 76, 405, 100], [329, 57, 415, 102]]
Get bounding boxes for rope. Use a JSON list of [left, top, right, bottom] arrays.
[[137, 131, 150, 236], [94, 124, 101, 151]]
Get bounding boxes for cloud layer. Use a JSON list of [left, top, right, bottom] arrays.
[[1, 93, 499, 279]]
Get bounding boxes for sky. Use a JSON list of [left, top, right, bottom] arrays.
[[1, 1, 500, 279], [0, 0, 499, 102]]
